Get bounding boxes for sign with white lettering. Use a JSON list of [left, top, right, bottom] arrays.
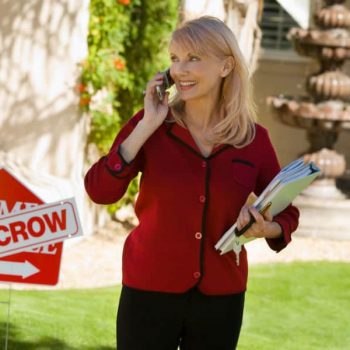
[[0, 198, 81, 257], [0, 167, 68, 285]]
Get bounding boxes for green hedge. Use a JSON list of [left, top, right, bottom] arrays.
[[79, 0, 179, 209], [80, 0, 179, 153]]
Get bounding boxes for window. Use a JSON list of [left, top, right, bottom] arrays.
[[261, 0, 299, 50]]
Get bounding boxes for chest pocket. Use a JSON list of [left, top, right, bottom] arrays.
[[231, 159, 257, 193]]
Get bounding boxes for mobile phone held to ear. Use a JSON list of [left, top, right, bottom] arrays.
[[156, 68, 174, 101]]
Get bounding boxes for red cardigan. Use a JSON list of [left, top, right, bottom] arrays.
[[85, 110, 299, 295]]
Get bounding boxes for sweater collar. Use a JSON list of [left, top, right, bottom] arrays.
[[166, 121, 231, 159]]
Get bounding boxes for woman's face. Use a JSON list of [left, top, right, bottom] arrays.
[[169, 40, 226, 103]]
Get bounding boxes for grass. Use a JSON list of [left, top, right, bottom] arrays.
[[238, 262, 350, 350], [0, 262, 349, 349], [0, 286, 120, 349]]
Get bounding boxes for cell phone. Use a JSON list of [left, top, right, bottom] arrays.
[[156, 68, 174, 101]]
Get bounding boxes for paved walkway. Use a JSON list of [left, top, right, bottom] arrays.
[[7, 222, 350, 290]]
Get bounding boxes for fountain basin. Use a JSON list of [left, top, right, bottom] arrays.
[[268, 95, 350, 131]]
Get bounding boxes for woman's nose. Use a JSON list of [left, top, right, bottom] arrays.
[[171, 62, 189, 77]]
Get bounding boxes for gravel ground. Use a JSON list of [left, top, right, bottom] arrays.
[[7, 222, 350, 290]]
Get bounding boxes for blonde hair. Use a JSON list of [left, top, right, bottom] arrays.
[[169, 16, 257, 148]]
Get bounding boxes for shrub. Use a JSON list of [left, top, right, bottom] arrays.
[[80, 0, 179, 210]]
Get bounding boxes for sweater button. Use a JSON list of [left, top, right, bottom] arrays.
[[195, 232, 202, 240], [193, 272, 201, 279], [199, 195, 206, 203], [201, 161, 207, 168], [114, 163, 122, 171]]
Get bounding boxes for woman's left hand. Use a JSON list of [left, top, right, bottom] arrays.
[[236, 205, 283, 239]]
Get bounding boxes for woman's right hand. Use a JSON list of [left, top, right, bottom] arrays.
[[118, 73, 171, 163], [142, 72, 170, 130]]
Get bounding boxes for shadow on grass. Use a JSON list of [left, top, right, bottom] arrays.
[[0, 322, 114, 350]]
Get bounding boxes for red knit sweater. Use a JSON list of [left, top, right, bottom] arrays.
[[85, 110, 299, 295]]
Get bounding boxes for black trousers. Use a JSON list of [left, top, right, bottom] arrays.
[[116, 285, 245, 350]]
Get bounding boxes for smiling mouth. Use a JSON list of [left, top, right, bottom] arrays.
[[178, 81, 197, 90]]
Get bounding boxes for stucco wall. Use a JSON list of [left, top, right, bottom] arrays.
[[0, 0, 94, 233]]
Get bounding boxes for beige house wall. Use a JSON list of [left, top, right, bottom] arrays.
[[254, 53, 350, 168], [0, 0, 97, 234]]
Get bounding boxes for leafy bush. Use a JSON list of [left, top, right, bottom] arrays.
[[79, 0, 179, 209]]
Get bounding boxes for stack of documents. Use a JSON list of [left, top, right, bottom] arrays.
[[215, 158, 321, 256]]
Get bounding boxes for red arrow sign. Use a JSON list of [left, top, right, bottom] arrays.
[[0, 167, 63, 285]]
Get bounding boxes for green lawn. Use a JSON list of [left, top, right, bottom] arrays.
[[0, 286, 120, 349], [0, 262, 349, 350], [239, 262, 350, 350]]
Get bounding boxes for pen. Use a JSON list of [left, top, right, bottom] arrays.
[[234, 202, 272, 237]]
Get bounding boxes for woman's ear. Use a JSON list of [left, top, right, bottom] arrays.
[[221, 56, 235, 77]]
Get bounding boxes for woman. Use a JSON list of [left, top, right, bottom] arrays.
[[85, 16, 299, 350]]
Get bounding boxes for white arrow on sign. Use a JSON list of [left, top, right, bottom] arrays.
[[0, 260, 40, 279]]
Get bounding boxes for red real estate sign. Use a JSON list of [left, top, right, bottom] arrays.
[[0, 198, 81, 257], [0, 167, 63, 285]]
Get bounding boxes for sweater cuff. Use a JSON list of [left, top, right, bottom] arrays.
[[265, 217, 291, 252], [105, 145, 136, 178]]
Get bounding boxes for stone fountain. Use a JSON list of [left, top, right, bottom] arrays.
[[268, 0, 350, 240]]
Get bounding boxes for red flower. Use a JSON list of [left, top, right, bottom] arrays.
[[117, 0, 130, 4], [75, 83, 86, 94], [79, 97, 91, 107], [114, 58, 125, 70]]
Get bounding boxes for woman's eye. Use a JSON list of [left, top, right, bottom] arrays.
[[170, 56, 178, 62], [189, 56, 200, 61]]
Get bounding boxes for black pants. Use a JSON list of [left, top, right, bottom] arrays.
[[116, 285, 245, 350]]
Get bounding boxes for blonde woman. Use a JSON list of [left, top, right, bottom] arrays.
[[85, 16, 299, 350]]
